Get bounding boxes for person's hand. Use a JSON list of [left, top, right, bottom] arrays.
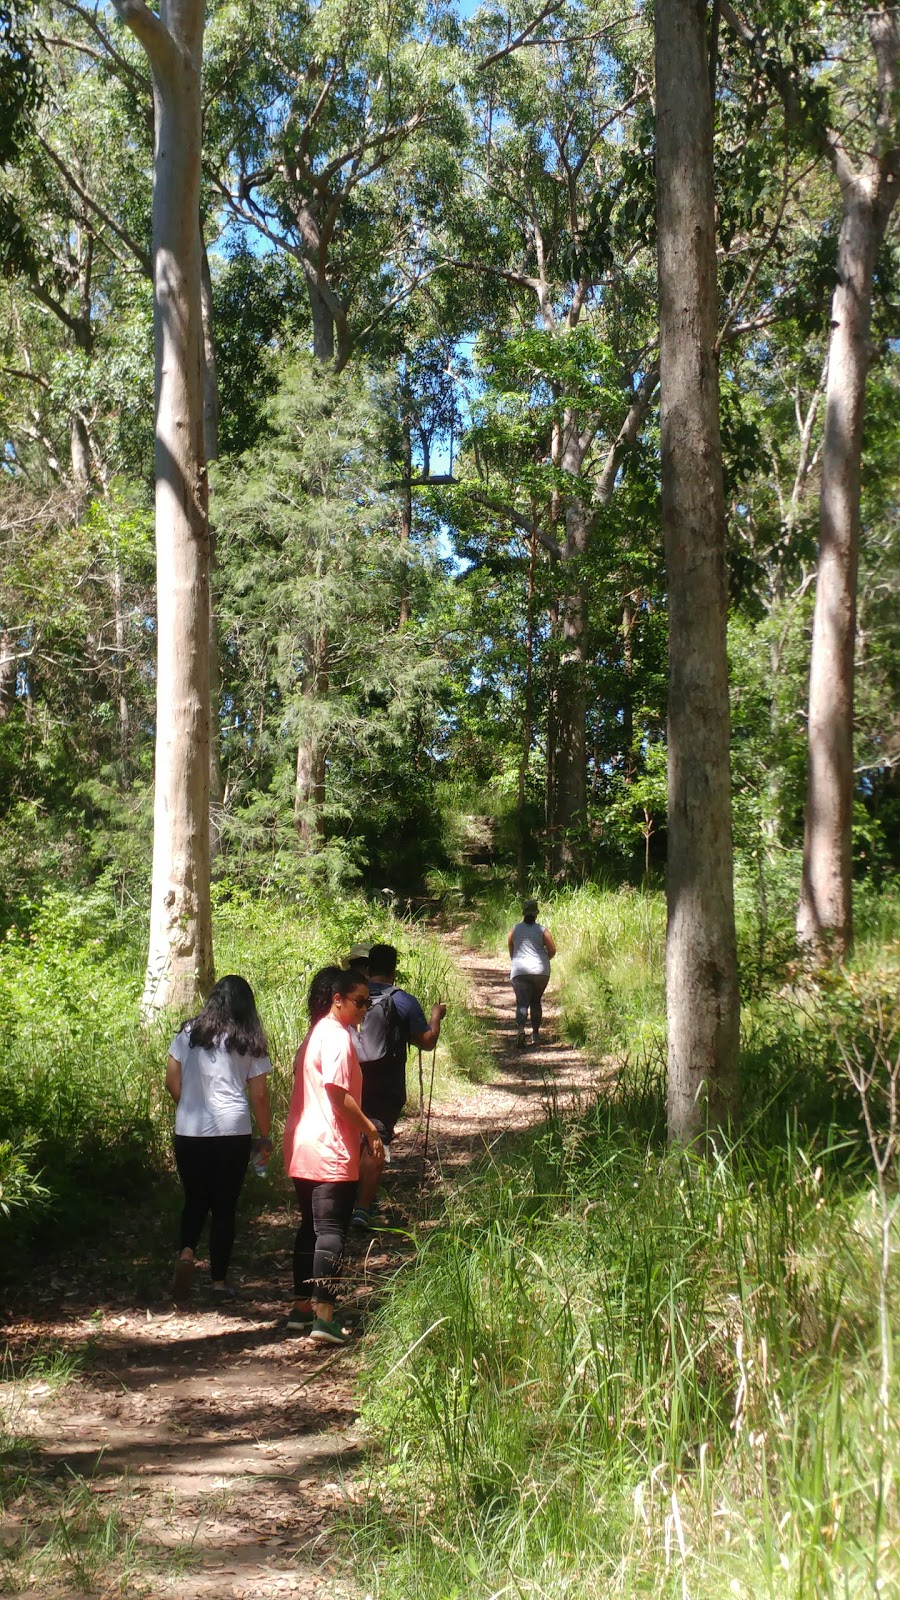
[[366, 1129, 385, 1162], [433, 1003, 447, 1022]]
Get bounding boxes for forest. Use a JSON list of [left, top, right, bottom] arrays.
[[0, 0, 899, 1596]]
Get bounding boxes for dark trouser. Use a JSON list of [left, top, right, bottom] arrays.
[[292, 1178, 357, 1301], [173, 1133, 252, 1282], [512, 974, 549, 1032]]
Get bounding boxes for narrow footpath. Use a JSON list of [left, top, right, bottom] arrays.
[[0, 937, 605, 1600]]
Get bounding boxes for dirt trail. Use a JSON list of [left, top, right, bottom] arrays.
[[0, 936, 605, 1600]]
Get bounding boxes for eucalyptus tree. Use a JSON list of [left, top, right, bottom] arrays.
[[720, 0, 900, 958], [655, 0, 739, 1144], [110, 0, 213, 1013], [204, 0, 464, 370]]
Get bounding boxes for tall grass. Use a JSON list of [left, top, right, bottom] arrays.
[[353, 885, 900, 1599], [355, 1101, 898, 1598]]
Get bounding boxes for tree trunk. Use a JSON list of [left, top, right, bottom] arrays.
[[294, 638, 328, 848], [399, 420, 412, 627], [0, 630, 16, 719], [655, 0, 740, 1146], [70, 412, 92, 492], [116, 0, 213, 1014], [796, 193, 882, 958], [201, 244, 225, 857], [622, 596, 635, 781], [309, 281, 335, 365], [112, 559, 130, 764], [551, 449, 590, 878], [517, 524, 537, 890]]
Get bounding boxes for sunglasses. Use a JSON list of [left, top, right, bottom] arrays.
[[347, 994, 372, 1010]]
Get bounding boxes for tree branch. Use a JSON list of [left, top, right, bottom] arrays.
[[595, 366, 659, 504], [37, 136, 151, 275], [110, 0, 177, 80], [477, 0, 565, 72], [54, 0, 151, 93]]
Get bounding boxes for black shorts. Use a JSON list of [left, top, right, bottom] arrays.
[[367, 1113, 397, 1146]]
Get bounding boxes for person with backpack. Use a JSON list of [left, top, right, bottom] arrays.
[[351, 942, 446, 1231], [508, 898, 557, 1048]]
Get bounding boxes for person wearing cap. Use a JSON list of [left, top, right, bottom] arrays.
[[507, 899, 556, 1048], [345, 944, 371, 979]]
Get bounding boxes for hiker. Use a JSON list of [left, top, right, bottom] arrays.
[[344, 943, 371, 978], [166, 974, 274, 1303], [508, 899, 556, 1048], [282, 966, 384, 1345], [351, 941, 446, 1232]]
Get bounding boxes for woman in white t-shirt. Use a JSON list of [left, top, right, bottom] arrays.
[[507, 898, 557, 1048], [165, 974, 273, 1303]]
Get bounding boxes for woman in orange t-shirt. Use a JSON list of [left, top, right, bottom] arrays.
[[283, 966, 384, 1345]]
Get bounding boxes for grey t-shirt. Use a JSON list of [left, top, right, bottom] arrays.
[[509, 921, 551, 979], [169, 1026, 272, 1138]]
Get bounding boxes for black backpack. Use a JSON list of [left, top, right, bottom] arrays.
[[356, 986, 408, 1117]]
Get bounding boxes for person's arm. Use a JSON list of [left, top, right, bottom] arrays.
[[324, 1084, 384, 1162], [411, 1002, 447, 1053], [165, 1054, 182, 1104], [543, 928, 557, 959], [247, 1073, 272, 1139], [507, 927, 515, 957]]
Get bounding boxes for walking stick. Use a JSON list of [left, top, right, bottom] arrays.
[[421, 1037, 438, 1180]]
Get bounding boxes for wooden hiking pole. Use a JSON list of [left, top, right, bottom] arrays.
[[421, 1036, 438, 1179]]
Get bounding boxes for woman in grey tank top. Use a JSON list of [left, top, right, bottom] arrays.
[[507, 899, 557, 1048]]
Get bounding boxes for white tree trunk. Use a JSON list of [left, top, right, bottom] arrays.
[[655, 0, 740, 1146], [796, 194, 887, 957], [115, 0, 213, 1014]]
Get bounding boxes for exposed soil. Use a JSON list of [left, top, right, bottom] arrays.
[[0, 935, 606, 1600]]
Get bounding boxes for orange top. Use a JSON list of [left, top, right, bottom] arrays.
[[282, 1015, 363, 1183]]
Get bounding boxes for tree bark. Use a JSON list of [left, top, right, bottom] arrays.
[[655, 0, 740, 1146], [552, 494, 589, 877], [114, 0, 213, 1014], [797, 189, 895, 956], [0, 630, 17, 719], [201, 243, 225, 857]]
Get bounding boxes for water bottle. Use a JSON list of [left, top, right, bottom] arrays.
[[251, 1136, 273, 1178]]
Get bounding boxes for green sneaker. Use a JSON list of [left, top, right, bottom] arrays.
[[308, 1317, 349, 1347]]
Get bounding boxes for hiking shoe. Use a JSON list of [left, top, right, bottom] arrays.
[[285, 1304, 315, 1331], [171, 1256, 195, 1301], [349, 1208, 370, 1232], [211, 1283, 238, 1304], [308, 1317, 349, 1347], [531, 1031, 540, 1046], [516, 1030, 526, 1049]]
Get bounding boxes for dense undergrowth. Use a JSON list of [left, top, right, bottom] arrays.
[[0, 878, 490, 1262], [353, 872, 900, 1599]]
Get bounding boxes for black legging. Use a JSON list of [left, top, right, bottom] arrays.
[[292, 1178, 357, 1301], [173, 1133, 252, 1281]]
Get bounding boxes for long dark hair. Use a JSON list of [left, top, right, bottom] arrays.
[[308, 965, 367, 1023], [188, 975, 268, 1057]]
